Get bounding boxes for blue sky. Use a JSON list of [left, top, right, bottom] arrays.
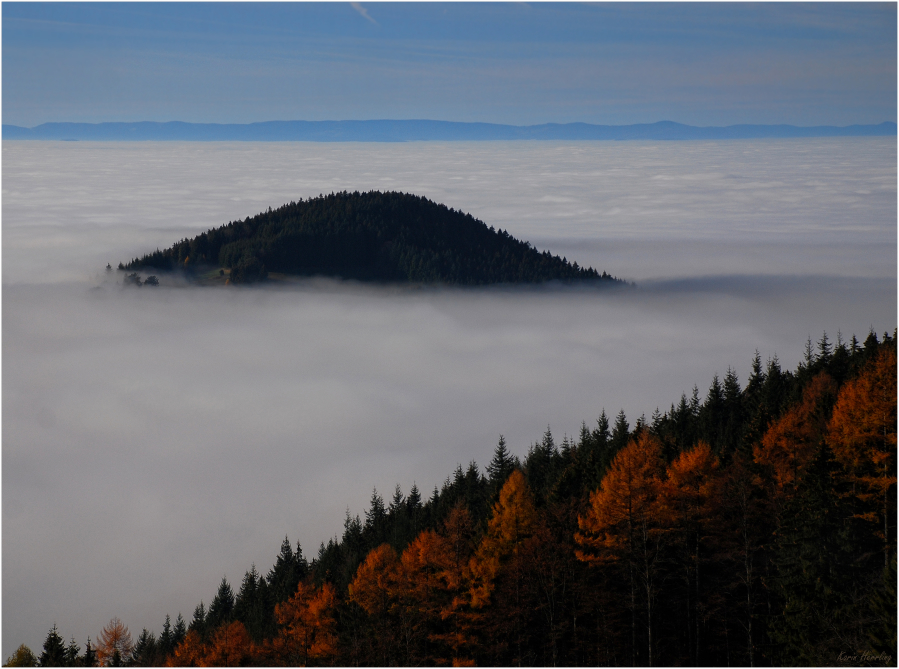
[[2, 2, 896, 127]]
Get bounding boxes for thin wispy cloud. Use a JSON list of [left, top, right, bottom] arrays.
[[350, 2, 378, 27], [2, 3, 893, 126]]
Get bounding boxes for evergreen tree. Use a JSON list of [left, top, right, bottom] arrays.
[[172, 614, 186, 647], [39, 625, 66, 667], [803, 335, 816, 369], [772, 443, 864, 665], [206, 577, 235, 630], [234, 564, 269, 642], [867, 555, 897, 659], [267, 536, 307, 604], [189, 602, 207, 640], [816, 331, 832, 366], [364, 488, 388, 543], [64, 639, 79, 668], [486, 435, 516, 495], [829, 331, 851, 384], [700, 374, 725, 453], [525, 427, 558, 503], [130, 630, 156, 667], [81, 639, 95, 668], [610, 409, 630, 458], [158, 614, 173, 658], [721, 367, 743, 457], [406, 483, 422, 512]]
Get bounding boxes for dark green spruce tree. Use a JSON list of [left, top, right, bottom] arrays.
[[772, 442, 867, 665], [38, 625, 66, 667]]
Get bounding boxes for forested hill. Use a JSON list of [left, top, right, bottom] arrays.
[[120, 191, 621, 285]]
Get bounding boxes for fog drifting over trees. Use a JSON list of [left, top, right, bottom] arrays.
[[2, 138, 895, 658]]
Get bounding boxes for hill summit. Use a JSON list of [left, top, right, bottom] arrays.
[[121, 191, 621, 285]]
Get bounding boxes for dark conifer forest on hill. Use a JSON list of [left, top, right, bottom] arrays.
[[21, 330, 896, 667], [120, 191, 621, 286]]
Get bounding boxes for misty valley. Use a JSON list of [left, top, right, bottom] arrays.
[[18, 330, 897, 666], [3, 138, 895, 667]]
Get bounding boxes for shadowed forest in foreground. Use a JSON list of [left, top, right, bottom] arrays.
[[13, 330, 896, 668]]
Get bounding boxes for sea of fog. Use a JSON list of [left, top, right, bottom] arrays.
[[2, 139, 895, 657]]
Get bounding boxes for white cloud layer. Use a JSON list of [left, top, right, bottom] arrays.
[[2, 139, 895, 658]]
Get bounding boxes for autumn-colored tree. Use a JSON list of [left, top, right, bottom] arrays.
[[399, 529, 456, 662], [430, 504, 480, 664], [268, 582, 338, 666], [95, 618, 133, 667], [827, 347, 897, 558], [469, 470, 537, 609], [167, 629, 205, 667], [348, 543, 404, 665], [754, 372, 838, 493], [5, 643, 38, 667], [576, 431, 666, 666], [661, 441, 722, 665], [203, 621, 254, 667], [467, 470, 540, 664]]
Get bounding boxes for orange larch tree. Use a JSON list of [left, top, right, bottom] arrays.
[[431, 503, 480, 665], [468, 470, 537, 609], [269, 581, 338, 666], [467, 469, 538, 665], [661, 441, 723, 665], [754, 372, 838, 495], [167, 629, 206, 667], [203, 620, 254, 667], [95, 617, 133, 667], [827, 347, 897, 560], [576, 431, 667, 667], [348, 543, 404, 665]]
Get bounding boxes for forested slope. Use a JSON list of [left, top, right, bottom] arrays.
[[20, 331, 896, 667], [121, 191, 620, 286]]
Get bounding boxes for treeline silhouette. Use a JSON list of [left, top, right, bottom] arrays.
[[19, 330, 896, 667], [120, 191, 621, 285]]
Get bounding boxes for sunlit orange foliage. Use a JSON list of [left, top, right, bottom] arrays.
[[402, 529, 454, 601], [204, 621, 254, 667], [576, 431, 666, 562], [167, 629, 205, 667], [754, 372, 838, 491], [827, 347, 897, 538], [270, 582, 338, 666], [469, 470, 537, 608], [95, 617, 133, 666], [349, 543, 402, 617], [441, 503, 477, 589], [432, 506, 480, 664], [349, 544, 411, 665], [662, 442, 721, 529], [576, 432, 668, 666]]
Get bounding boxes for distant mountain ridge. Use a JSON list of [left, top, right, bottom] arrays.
[[4, 119, 896, 142]]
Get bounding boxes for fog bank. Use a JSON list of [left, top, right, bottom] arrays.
[[2, 139, 895, 658]]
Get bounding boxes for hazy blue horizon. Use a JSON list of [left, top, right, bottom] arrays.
[[3, 3, 895, 128], [4, 118, 896, 142]]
